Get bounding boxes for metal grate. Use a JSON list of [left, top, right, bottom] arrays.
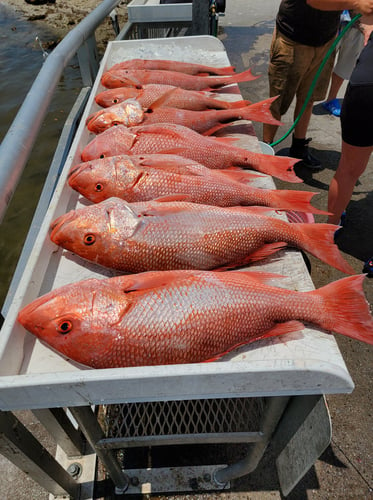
[[98, 398, 266, 449]]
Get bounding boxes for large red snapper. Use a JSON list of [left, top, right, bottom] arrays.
[[101, 68, 258, 90], [17, 271, 373, 369], [86, 96, 282, 135], [68, 154, 328, 216], [95, 84, 251, 110], [81, 123, 302, 184], [108, 59, 236, 75], [49, 198, 355, 275]]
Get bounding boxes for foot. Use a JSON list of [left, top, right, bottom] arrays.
[[289, 138, 322, 170], [322, 98, 341, 117]]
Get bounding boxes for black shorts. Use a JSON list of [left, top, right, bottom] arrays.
[[341, 82, 373, 147], [341, 34, 373, 147]]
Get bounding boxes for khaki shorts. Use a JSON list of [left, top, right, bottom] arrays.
[[268, 29, 336, 118]]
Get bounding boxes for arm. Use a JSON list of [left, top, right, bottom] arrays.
[[307, 0, 373, 15], [361, 15, 373, 42]]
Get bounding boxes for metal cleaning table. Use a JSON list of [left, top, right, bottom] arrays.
[[0, 36, 354, 497]]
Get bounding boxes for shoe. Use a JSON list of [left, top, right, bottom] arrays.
[[322, 98, 341, 117], [362, 257, 373, 277], [289, 136, 322, 170]]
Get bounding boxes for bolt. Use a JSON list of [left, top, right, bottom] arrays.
[[130, 476, 139, 486], [67, 462, 82, 479], [203, 473, 211, 482]]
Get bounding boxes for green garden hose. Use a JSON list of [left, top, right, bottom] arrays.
[[269, 13, 362, 147]]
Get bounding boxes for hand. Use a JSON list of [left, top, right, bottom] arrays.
[[355, 0, 373, 15]]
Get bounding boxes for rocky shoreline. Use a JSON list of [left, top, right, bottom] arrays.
[[5, 0, 129, 52]]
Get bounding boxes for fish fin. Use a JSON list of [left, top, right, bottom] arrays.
[[134, 201, 190, 216], [226, 99, 252, 108], [257, 320, 305, 339], [135, 155, 206, 176], [202, 123, 232, 136], [308, 275, 373, 344], [226, 205, 279, 216], [226, 68, 260, 86], [146, 87, 179, 110], [211, 65, 236, 75], [214, 136, 241, 144], [218, 270, 288, 283], [239, 96, 283, 126], [155, 147, 191, 156], [214, 242, 287, 270], [153, 194, 192, 202], [137, 126, 186, 141], [218, 168, 265, 181], [245, 154, 303, 183], [266, 190, 331, 215], [293, 223, 356, 275], [115, 270, 200, 293], [204, 320, 304, 361]]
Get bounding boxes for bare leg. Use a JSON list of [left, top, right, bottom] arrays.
[[293, 99, 314, 139], [327, 140, 373, 224], [325, 72, 344, 102], [263, 109, 281, 145], [263, 98, 315, 144]]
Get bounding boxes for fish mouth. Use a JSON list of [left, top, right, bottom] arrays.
[[50, 211, 76, 243], [17, 292, 57, 334], [68, 163, 89, 185]]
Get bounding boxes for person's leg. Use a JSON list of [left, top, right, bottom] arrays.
[[325, 72, 344, 102], [287, 39, 336, 168], [263, 122, 280, 144], [293, 99, 314, 139], [263, 30, 297, 144], [288, 98, 322, 169], [327, 140, 373, 224]]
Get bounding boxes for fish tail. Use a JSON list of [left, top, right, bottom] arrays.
[[213, 65, 236, 75], [230, 68, 260, 84], [267, 190, 330, 215], [242, 153, 302, 183], [309, 275, 373, 344], [225, 99, 252, 109], [240, 97, 283, 125], [293, 223, 356, 274]]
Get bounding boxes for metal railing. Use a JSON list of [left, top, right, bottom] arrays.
[[0, 0, 123, 223]]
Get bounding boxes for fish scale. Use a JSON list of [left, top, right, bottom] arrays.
[[68, 154, 328, 216], [17, 271, 373, 369], [49, 198, 355, 275], [80, 123, 302, 183]]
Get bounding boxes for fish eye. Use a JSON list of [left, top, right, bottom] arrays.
[[57, 320, 73, 334], [95, 183, 103, 192], [84, 233, 96, 245], [113, 98, 118, 104]]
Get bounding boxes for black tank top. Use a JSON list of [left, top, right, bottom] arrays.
[[276, 0, 340, 47]]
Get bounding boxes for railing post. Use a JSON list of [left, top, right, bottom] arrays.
[[192, 0, 210, 35], [77, 34, 100, 86], [32, 408, 86, 457], [69, 406, 130, 494], [0, 411, 79, 497]]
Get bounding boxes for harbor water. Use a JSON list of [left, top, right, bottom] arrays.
[[0, 5, 82, 312]]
